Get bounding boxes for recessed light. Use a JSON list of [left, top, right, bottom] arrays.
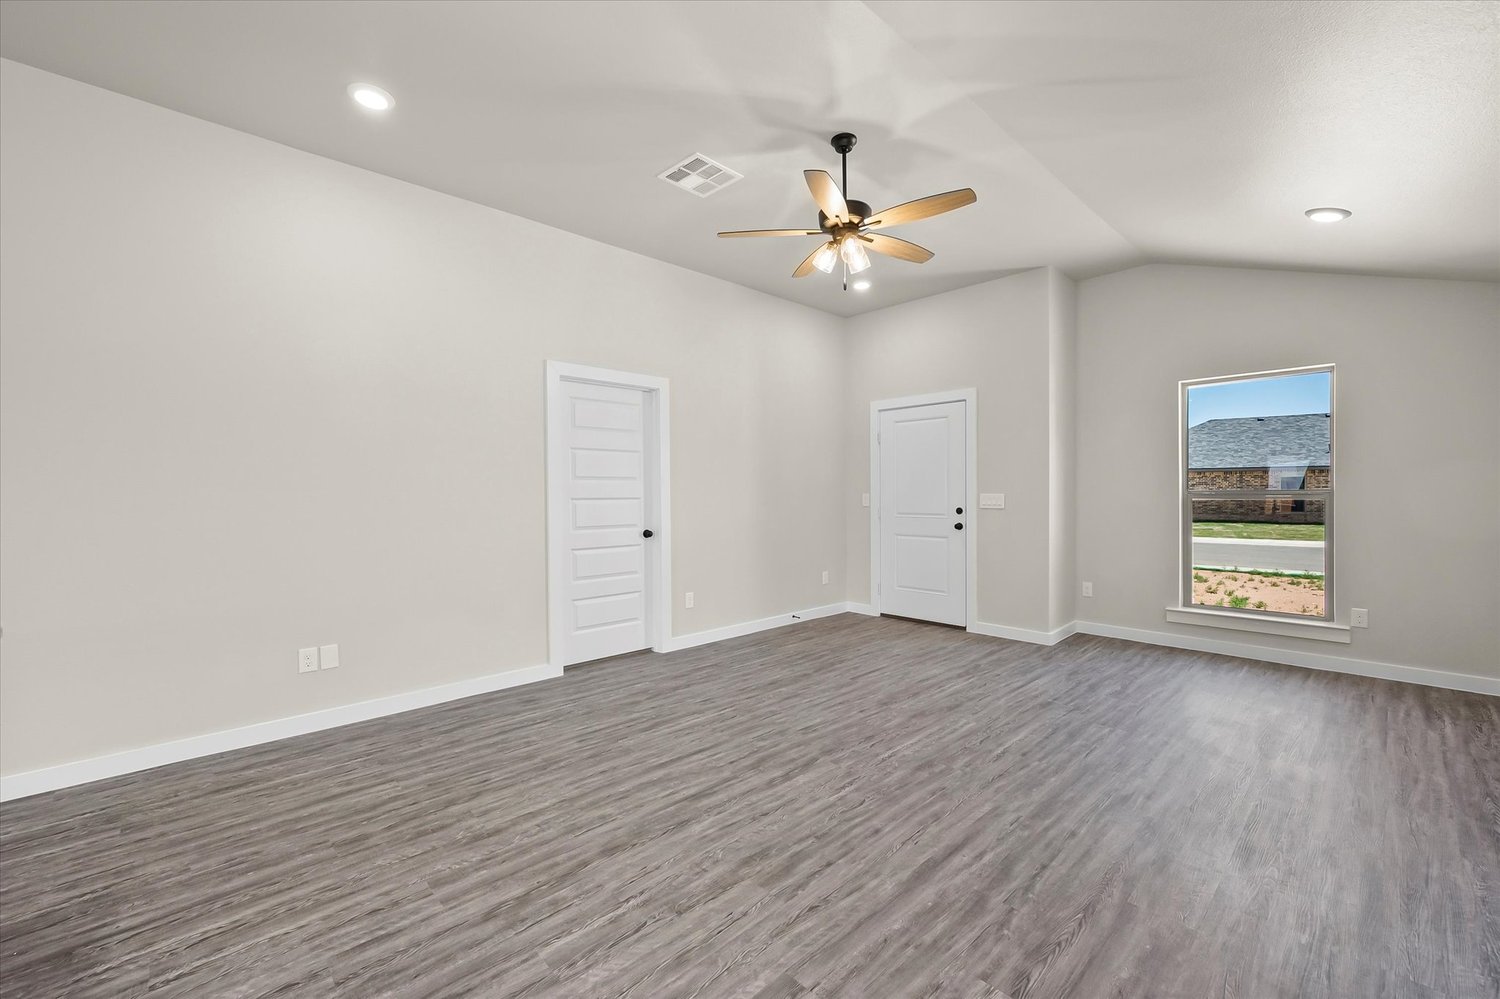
[[348, 83, 394, 112], [1305, 207, 1351, 223], [852, 279, 871, 291]]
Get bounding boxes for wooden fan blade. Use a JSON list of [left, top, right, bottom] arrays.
[[717, 228, 823, 238], [793, 241, 834, 278], [862, 232, 934, 263], [864, 188, 977, 229], [804, 170, 849, 224]]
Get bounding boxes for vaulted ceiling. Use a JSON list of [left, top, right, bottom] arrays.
[[2, 0, 1495, 316]]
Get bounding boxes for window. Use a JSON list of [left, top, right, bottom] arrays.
[[1181, 366, 1333, 620]]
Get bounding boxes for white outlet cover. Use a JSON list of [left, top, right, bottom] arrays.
[[1081, 581, 1093, 597], [822, 570, 830, 584], [298, 647, 318, 674], [1351, 608, 1369, 628], [319, 643, 340, 669]]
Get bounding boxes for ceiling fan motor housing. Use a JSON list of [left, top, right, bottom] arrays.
[[820, 200, 872, 231]]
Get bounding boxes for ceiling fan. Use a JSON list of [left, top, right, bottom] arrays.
[[718, 132, 977, 289]]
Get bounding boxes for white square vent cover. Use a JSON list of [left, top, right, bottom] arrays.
[[659, 154, 743, 197]]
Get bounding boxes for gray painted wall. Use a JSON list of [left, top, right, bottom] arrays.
[[1076, 263, 1499, 678], [0, 62, 847, 774], [3, 62, 1496, 781]]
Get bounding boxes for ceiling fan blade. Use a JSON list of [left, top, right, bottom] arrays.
[[864, 188, 977, 229], [717, 228, 823, 238], [793, 241, 834, 278], [804, 170, 849, 224], [861, 232, 934, 263]]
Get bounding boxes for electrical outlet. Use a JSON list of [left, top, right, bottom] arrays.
[[822, 570, 830, 585], [685, 591, 695, 609], [319, 644, 340, 669], [298, 647, 318, 674], [1351, 608, 1368, 628], [1081, 581, 1094, 598]]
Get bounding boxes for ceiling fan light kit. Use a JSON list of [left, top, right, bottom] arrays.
[[718, 132, 977, 289]]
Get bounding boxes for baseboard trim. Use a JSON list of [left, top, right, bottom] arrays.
[[1073, 620, 1500, 696], [0, 662, 562, 803], [968, 620, 1078, 646], [17, 607, 1486, 803], [661, 602, 850, 653]]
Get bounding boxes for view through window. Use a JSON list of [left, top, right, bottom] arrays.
[[1183, 367, 1333, 619]]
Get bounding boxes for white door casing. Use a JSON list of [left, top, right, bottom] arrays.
[[871, 392, 975, 627], [546, 362, 670, 667]]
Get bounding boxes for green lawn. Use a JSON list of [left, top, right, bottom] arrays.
[[1191, 521, 1325, 541]]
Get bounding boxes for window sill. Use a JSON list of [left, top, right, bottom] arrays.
[[1164, 606, 1352, 644]]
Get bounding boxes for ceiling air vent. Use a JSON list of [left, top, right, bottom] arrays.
[[659, 153, 742, 198]]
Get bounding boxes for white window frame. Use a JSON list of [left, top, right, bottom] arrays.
[[1173, 363, 1348, 640]]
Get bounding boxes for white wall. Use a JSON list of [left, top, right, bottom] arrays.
[[5, 61, 1497, 784], [0, 62, 847, 776], [842, 268, 1076, 636], [1076, 264, 1500, 680]]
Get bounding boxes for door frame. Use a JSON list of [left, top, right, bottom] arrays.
[[869, 389, 978, 627], [545, 360, 672, 666]]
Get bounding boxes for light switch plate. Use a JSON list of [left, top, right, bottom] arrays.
[[861, 493, 870, 508], [685, 591, 695, 609], [319, 644, 340, 669], [298, 647, 318, 674], [980, 493, 1005, 509]]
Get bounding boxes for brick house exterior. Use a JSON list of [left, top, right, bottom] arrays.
[[1188, 413, 1330, 524]]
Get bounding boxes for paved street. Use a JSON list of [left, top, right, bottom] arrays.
[[1192, 537, 1324, 573]]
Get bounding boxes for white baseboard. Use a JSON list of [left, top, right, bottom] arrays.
[[1073, 620, 1500, 697], [661, 601, 850, 653], [4, 603, 861, 803], [0, 662, 562, 803], [16, 606, 1486, 803], [967, 620, 1078, 646]]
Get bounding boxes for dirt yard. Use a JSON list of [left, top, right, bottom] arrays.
[[1192, 569, 1325, 617]]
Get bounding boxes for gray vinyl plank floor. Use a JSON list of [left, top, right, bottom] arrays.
[[1, 614, 1497, 998]]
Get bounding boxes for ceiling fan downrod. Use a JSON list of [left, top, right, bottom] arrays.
[[831, 132, 856, 200]]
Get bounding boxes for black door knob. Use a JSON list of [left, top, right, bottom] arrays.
[[955, 506, 964, 515], [954, 522, 964, 531], [642, 529, 654, 538]]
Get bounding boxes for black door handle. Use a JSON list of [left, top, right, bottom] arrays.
[[954, 522, 964, 531], [642, 529, 654, 539], [955, 506, 964, 514]]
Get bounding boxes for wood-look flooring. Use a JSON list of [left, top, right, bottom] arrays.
[[1, 614, 1497, 998]]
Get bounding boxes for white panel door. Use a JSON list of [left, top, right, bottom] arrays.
[[879, 401, 967, 626], [556, 379, 652, 665]]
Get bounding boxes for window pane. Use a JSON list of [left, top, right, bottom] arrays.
[[1187, 371, 1331, 491], [1190, 498, 1325, 617]]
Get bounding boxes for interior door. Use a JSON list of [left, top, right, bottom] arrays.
[[555, 379, 653, 665], [878, 400, 967, 626]]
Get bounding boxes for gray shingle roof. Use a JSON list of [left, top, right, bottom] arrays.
[[1188, 413, 1330, 469]]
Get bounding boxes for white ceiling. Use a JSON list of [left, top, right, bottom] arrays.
[[0, 1, 1494, 317], [866, 0, 1500, 285]]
